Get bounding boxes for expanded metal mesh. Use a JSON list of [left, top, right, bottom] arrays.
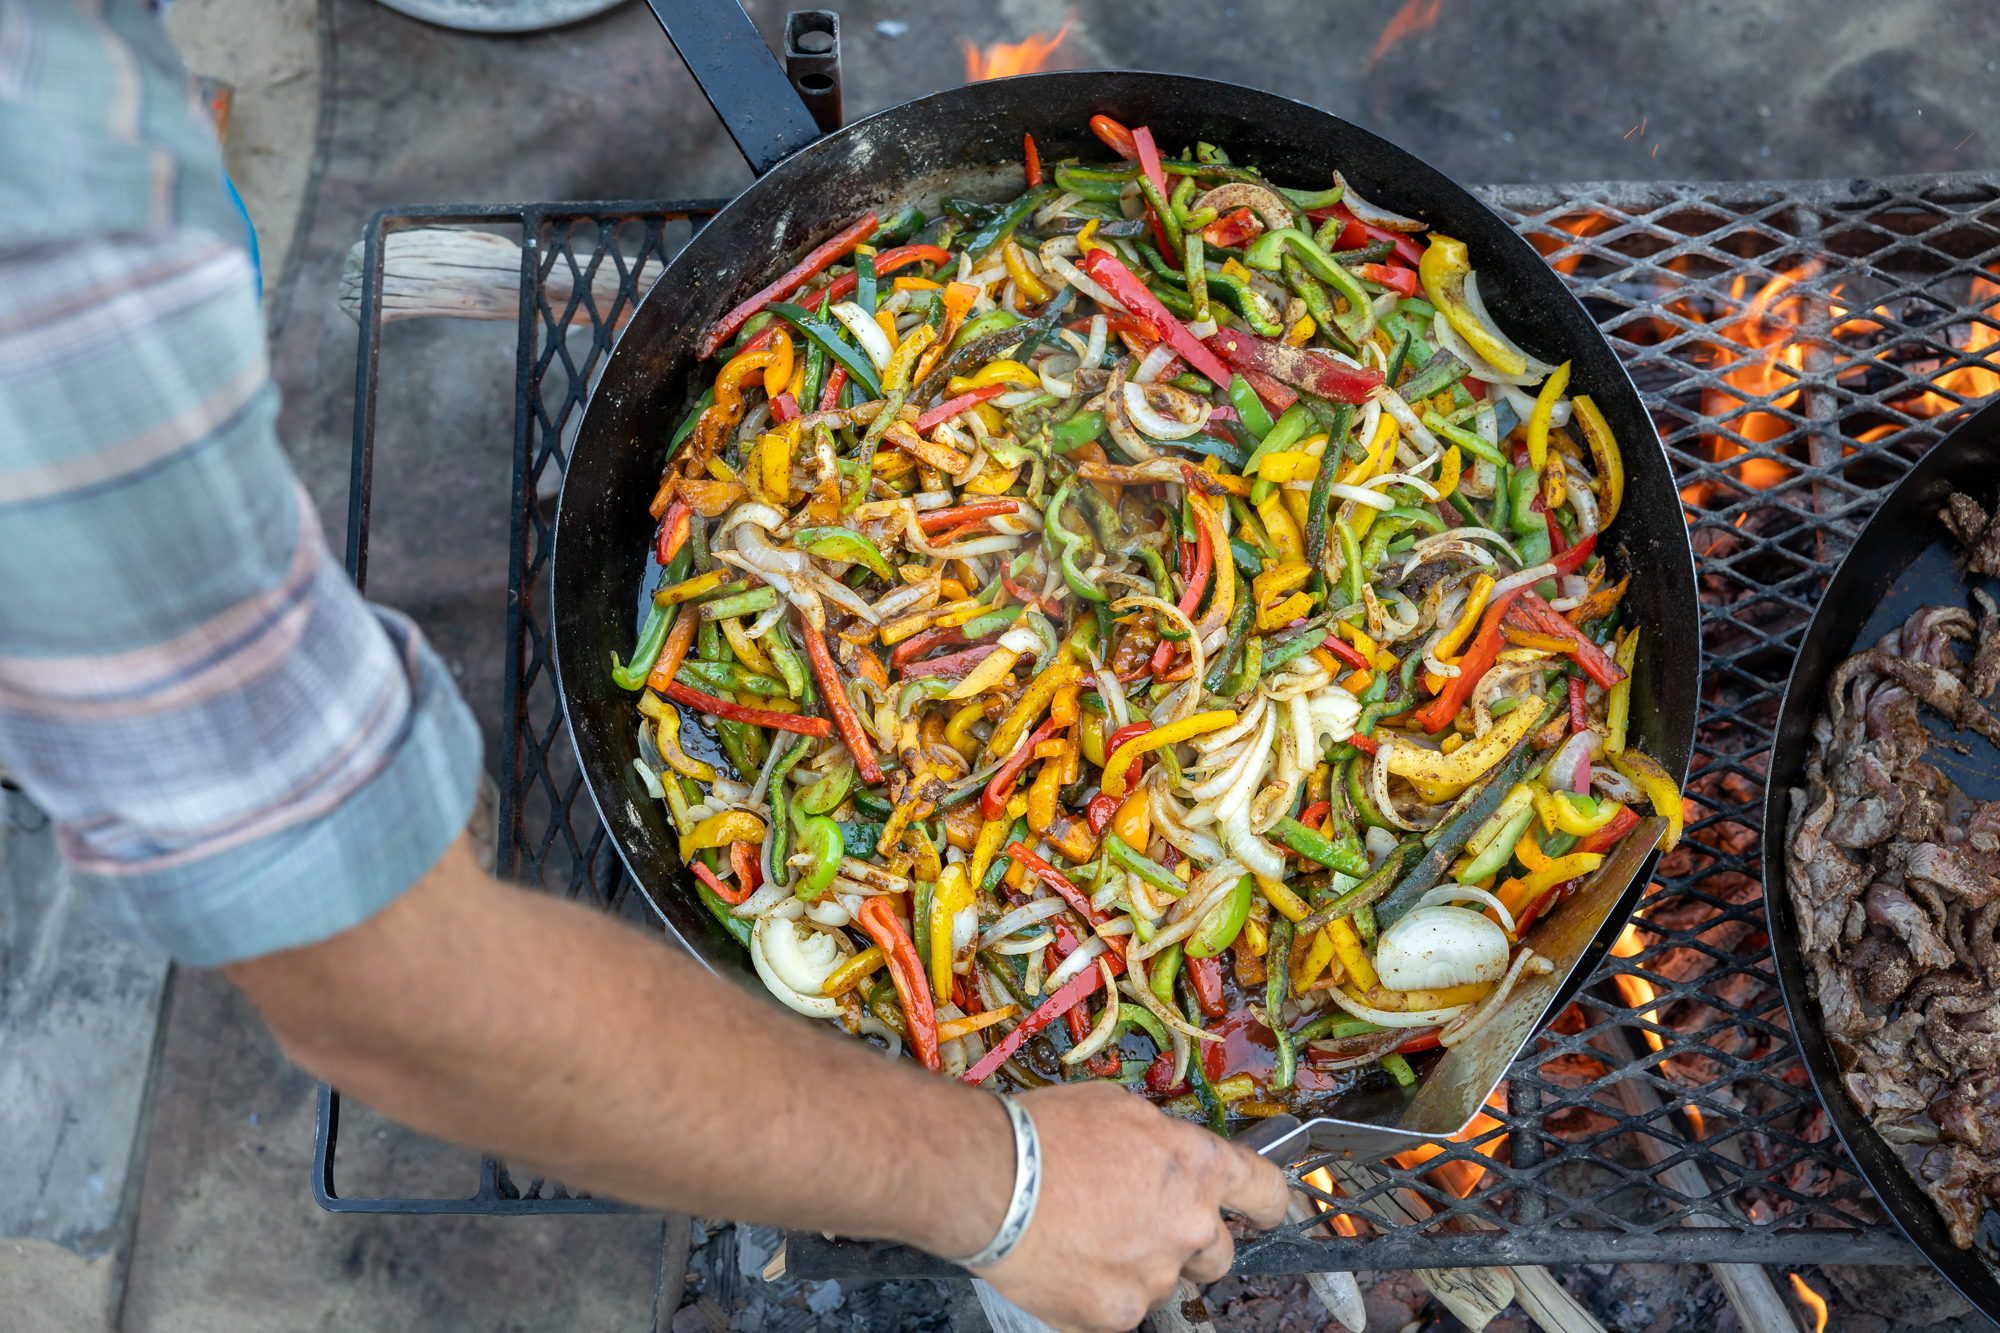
[[333, 174, 2000, 1259]]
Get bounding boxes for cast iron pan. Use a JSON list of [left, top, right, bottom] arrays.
[[1765, 398, 2000, 1312], [550, 60, 1700, 1142]]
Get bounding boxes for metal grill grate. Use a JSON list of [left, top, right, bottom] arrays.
[[327, 174, 2000, 1264]]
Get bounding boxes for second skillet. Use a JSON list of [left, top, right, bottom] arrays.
[[551, 16, 1699, 1151]]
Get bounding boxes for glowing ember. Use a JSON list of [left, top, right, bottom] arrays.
[[1366, 0, 1443, 72], [962, 18, 1072, 81], [1789, 1273, 1829, 1333]]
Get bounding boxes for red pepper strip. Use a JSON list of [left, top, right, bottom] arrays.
[[656, 499, 691, 564], [691, 858, 756, 907], [1085, 790, 1122, 836], [1348, 732, 1379, 755], [1577, 805, 1641, 857], [1005, 843, 1110, 928], [914, 384, 1009, 433], [1505, 591, 1626, 689], [858, 898, 940, 1071], [1512, 439, 1530, 468], [961, 957, 1119, 1085], [1067, 314, 1163, 342], [1150, 506, 1214, 673], [1089, 114, 1139, 160], [729, 839, 763, 902], [769, 392, 800, 424], [1414, 590, 1526, 734], [1203, 1032, 1226, 1080], [1202, 207, 1261, 249], [1297, 801, 1332, 832], [1322, 633, 1369, 670], [1188, 954, 1226, 1018], [1545, 509, 1569, 556], [1358, 262, 1419, 298], [954, 973, 978, 1014], [917, 499, 1021, 532], [1396, 1028, 1444, 1054], [982, 717, 1063, 820], [801, 623, 885, 783], [655, 682, 834, 737], [1079, 249, 1235, 387], [1023, 131, 1042, 187], [819, 244, 954, 305], [1002, 573, 1064, 615], [1065, 1001, 1091, 1044], [698, 213, 879, 359], [1203, 328, 1384, 404], [1130, 126, 1175, 256], [891, 626, 967, 669], [900, 643, 999, 683], [1569, 675, 1588, 733], [818, 365, 848, 413], [1102, 720, 1152, 793], [1305, 205, 1424, 267], [1551, 533, 1597, 578], [1145, 1050, 1184, 1095]]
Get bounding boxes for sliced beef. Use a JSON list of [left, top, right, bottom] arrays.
[[1932, 1072, 2000, 1155], [1865, 881, 1959, 970], [1974, 589, 2000, 699], [1900, 841, 2000, 907], [1920, 1143, 1996, 1248], [1969, 801, 2000, 854], [1870, 651, 2000, 746], [1941, 492, 1994, 555], [1845, 932, 1915, 1005]]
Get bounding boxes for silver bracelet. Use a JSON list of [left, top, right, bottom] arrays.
[[952, 1093, 1041, 1270]]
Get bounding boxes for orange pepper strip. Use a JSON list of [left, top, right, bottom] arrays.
[[802, 623, 884, 785], [644, 607, 699, 694], [857, 898, 939, 1071]]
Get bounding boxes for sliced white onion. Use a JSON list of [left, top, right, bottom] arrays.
[[1432, 315, 1540, 388], [994, 389, 1042, 408], [1085, 314, 1108, 369], [978, 897, 1070, 950], [1044, 936, 1107, 992], [1329, 483, 1396, 511], [1039, 354, 1078, 399], [1592, 767, 1643, 803], [1368, 471, 1441, 501], [1333, 170, 1425, 231], [1463, 272, 1561, 380], [1374, 905, 1511, 991], [1546, 728, 1600, 795], [1499, 381, 1572, 430], [990, 931, 1053, 955], [1133, 342, 1178, 384], [1224, 803, 1287, 881], [1062, 959, 1123, 1065], [1185, 318, 1219, 340], [750, 918, 842, 1019], [630, 757, 665, 800], [1566, 471, 1600, 537], [1416, 884, 1518, 935], [1490, 562, 1557, 599], [1419, 526, 1521, 563], [1440, 947, 1554, 1048], [1373, 386, 1445, 457], [830, 301, 894, 373], [1039, 238, 1125, 312], [1370, 739, 1423, 831], [801, 566, 881, 624]]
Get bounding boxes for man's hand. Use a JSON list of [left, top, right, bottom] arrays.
[[976, 1083, 1289, 1333]]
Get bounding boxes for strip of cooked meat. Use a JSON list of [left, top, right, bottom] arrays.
[[1896, 841, 2000, 907], [1844, 932, 1915, 1005], [1939, 492, 1992, 554], [1933, 1071, 2000, 1154], [1974, 589, 2000, 698], [1920, 1144, 1995, 1248], [1863, 881, 1959, 969], [1868, 651, 2000, 746]]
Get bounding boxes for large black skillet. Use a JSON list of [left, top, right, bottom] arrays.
[[1764, 398, 2000, 1318], [550, 0, 1700, 1150]]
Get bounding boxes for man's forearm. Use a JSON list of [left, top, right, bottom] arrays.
[[225, 836, 1011, 1257]]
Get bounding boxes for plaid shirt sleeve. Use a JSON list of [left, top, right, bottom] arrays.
[[0, 0, 483, 965]]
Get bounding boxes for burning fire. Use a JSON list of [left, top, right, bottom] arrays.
[[1301, 1166, 1361, 1237], [1789, 1274, 1830, 1333], [1366, 0, 1443, 71], [963, 18, 1072, 81], [1610, 922, 1705, 1139], [1393, 1085, 1510, 1199]]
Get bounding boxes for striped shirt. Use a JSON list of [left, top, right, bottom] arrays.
[[0, 0, 482, 965]]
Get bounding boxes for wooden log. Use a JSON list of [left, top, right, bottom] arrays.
[[337, 228, 656, 325]]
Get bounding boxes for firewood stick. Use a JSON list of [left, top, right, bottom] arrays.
[[1322, 1160, 1517, 1332], [1584, 1017, 1800, 1333], [336, 228, 657, 325], [1283, 1195, 1370, 1331], [1145, 1278, 1219, 1333]]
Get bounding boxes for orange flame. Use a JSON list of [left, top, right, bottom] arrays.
[[963, 18, 1072, 81], [1367, 0, 1443, 71], [1901, 277, 2000, 416], [1393, 1085, 1509, 1199], [1790, 1274, 1829, 1333], [1301, 1166, 1361, 1237], [1611, 923, 1703, 1138]]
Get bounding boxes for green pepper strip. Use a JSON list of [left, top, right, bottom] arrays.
[[1490, 462, 1512, 533], [876, 205, 926, 246], [1337, 520, 1364, 606], [1228, 374, 1277, 439], [670, 387, 716, 459], [1260, 613, 1336, 675], [1459, 805, 1537, 885], [1180, 974, 1228, 1135], [1422, 411, 1507, 465], [764, 626, 807, 699], [712, 718, 765, 780], [1293, 1012, 1383, 1046], [1050, 409, 1106, 453], [1380, 1052, 1417, 1086], [1203, 596, 1257, 693], [1047, 478, 1109, 603], [766, 300, 883, 401], [1105, 835, 1186, 901], [1134, 173, 1185, 262], [1281, 255, 1358, 356], [855, 251, 877, 315], [1267, 916, 1297, 1091], [915, 290, 1070, 403], [1117, 995, 1175, 1054], [695, 880, 754, 948], [1150, 940, 1184, 1008], [1241, 402, 1315, 477], [966, 185, 1059, 261], [1269, 816, 1369, 878], [1183, 232, 1210, 323], [793, 808, 845, 899], [1279, 184, 1345, 209], [1138, 243, 1188, 288], [1203, 267, 1282, 336], [1400, 351, 1469, 403], [1304, 402, 1353, 596], [1385, 326, 1413, 388], [792, 525, 896, 580], [1053, 165, 1128, 201], [1245, 229, 1374, 334], [699, 587, 779, 621], [1218, 633, 1264, 697], [1296, 839, 1421, 936], [611, 602, 671, 690]]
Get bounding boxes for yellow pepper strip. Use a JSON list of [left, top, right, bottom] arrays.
[[1341, 412, 1401, 487], [1255, 875, 1310, 923], [1075, 219, 1102, 252], [1609, 748, 1684, 851], [1281, 486, 1311, 536], [1259, 591, 1314, 631], [938, 577, 969, 602], [984, 656, 1083, 763], [1572, 394, 1625, 528], [1509, 853, 1605, 904], [1240, 914, 1269, 957], [1387, 695, 1545, 796], [1501, 626, 1575, 654], [678, 811, 766, 862], [1434, 445, 1462, 501], [930, 864, 972, 1001], [1440, 733, 1467, 755], [944, 701, 988, 762], [1100, 711, 1238, 797], [937, 1007, 1019, 1043], [821, 946, 885, 998], [1329, 917, 1379, 993], [1295, 925, 1337, 990], [786, 359, 805, 405], [1540, 454, 1566, 511], [1256, 451, 1320, 483], [948, 359, 1040, 393], [1513, 827, 1553, 874], [1310, 648, 1342, 679], [1534, 788, 1625, 837], [722, 616, 778, 679], [653, 568, 725, 607], [762, 327, 795, 398], [761, 422, 798, 500], [893, 275, 943, 291], [1525, 360, 1572, 472], [1026, 754, 1064, 833], [874, 308, 899, 348], [1002, 240, 1054, 303], [1340, 668, 1372, 693], [1364, 980, 1492, 1010], [1419, 234, 1527, 377], [970, 816, 1011, 889], [1256, 491, 1304, 561], [736, 692, 797, 714], [1110, 789, 1152, 852], [963, 459, 1022, 495], [947, 646, 1021, 700], [1338, 621, 1380, 661], [1606, 625, 1640, 754], [1031, 738, 1066, 760], [1212, 1073, 1258, 1103], [1253, 560, 1314, 605], [1221, 257, 1255, 283], [1284, 313, 1316, 346], [650, 705, 719, 782]]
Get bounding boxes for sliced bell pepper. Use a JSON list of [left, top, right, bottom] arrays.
[[1572, 394, 1625, 528], [1187, 875, 1254, 958], [960, 951, 1120, 1086], [1358, 262, 1418, 298], [1187, 954, 1226, 1017], [857, 898, 939, 1072], [1203, 206, 1262, 248], [612, 602, 672, 691], [1609, 749, 1683, 851], [1023, 131, 1042, 186], [1089, 114, 1139, 159], [1569, 675, 1588, 733], [1005, 842, 1111, 928], [1149, 508, 1213, 674], [651, 705, 719, 782], [981, 717, 1062, 821], [1413, 590, 1526, 734], [678, 810, 767, 864], [801, 623, 884, 786], [655, 500, 692, 561], [1606, 625, 1640, 754], [818, 244, 953, 307], [1525, 360, 1572, 472], [914, 385, 1009, 434], [1203, 327, 1384, 404], [644, 606, 700, 694], [791, 525, 895, 581], [817, 365, 848, 413], [1577, 804, 1641, 857], [1100, 711, 1237, 798], [1078, 247, 1234, 386], [929, 864, 973, 1002], [690, 858, 755, 908], [792, 812, 844, 900], [1503, 591, 1625, 690], [699, 213, 878, 359], [1130, 125, 1176, 257], [822, 946, 885, 997], [656, 681, 832, 738], [1418, 233, 1526, 378]]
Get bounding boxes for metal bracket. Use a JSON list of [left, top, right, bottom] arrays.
[[783, 11, 841, 135], [643, 0, 823, 178]]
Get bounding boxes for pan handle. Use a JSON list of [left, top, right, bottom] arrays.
[[644, 0, 825, 178]]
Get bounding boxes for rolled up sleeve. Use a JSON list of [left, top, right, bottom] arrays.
[[0, 228, 484, 965]]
